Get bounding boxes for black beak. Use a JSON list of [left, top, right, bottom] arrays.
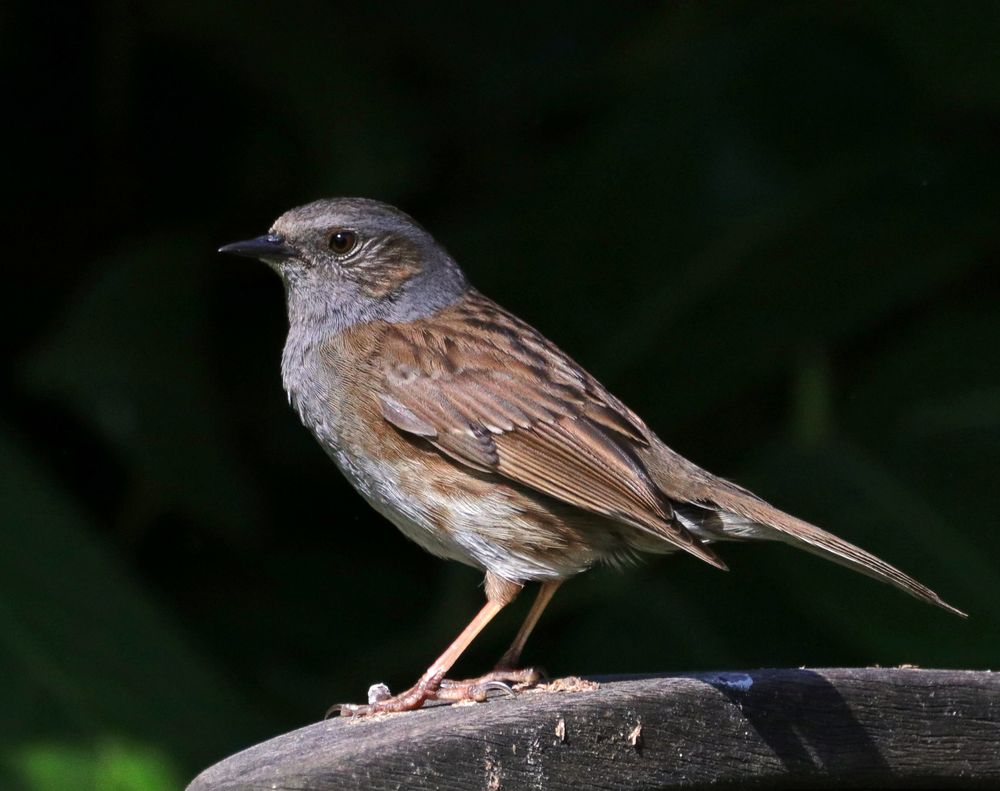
[[218, 234, 296, 260]]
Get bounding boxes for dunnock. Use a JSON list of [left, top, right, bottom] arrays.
[[220, 198, 964, 716]]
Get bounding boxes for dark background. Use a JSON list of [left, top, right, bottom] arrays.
[[3, 2, 999, 788]]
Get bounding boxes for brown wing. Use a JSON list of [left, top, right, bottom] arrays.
[[376, 292, 726, 570]]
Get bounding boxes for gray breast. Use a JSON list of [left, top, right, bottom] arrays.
[[279, 325, 475, 566]]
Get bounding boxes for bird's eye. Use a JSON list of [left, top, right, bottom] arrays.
[[329, 230, 357, 255]]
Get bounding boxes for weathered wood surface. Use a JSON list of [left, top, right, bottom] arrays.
[[188, 668, 999, 790]]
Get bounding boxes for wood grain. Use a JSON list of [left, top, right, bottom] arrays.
[[187, 668, 999, 790]]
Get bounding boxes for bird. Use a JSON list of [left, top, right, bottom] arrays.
[[219, 197, 965, 716]]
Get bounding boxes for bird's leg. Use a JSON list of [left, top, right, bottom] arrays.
[[331, 599, 505, 717], [331, 573, 521, 717], [438, 580, 561, 698], [496, 580, 561, 670]]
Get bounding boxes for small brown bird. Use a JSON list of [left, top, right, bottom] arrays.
[[220, 198, 964, 716]]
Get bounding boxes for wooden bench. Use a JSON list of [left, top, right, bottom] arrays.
[[187, 668, 999, 789]]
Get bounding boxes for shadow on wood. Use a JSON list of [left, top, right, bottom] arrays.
[[188, 668, 999, 790]]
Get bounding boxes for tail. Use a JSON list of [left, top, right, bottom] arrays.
[[693, 479, 966, 617], [646, 438, 967, 617]]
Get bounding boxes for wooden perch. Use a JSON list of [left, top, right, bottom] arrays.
[[187, 668, 999, 790]]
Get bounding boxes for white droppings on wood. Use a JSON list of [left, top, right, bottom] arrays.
[[484, 742, 501, 791], [525, 736, 545, 790], [367, 683, 391, 704]]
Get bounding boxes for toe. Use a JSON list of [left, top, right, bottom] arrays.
[[326, 702, 369, 718]]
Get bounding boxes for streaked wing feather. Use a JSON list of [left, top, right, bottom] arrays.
[[378, 294, 725, 569]]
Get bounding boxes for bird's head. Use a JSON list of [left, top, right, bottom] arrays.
[[220, 197, 468, 330]]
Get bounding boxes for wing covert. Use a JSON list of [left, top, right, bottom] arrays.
[[376, 296, 726, 569]]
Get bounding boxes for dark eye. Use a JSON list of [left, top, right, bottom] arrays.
[[329, 230, 357, 255]]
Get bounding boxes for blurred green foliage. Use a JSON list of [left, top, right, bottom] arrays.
[[3, 2, 998, 787], [10, 741, 180, 791]]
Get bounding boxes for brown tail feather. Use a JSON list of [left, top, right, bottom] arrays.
[[706, 481, 966, 617]]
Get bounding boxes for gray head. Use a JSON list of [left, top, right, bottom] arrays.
[[220, 197, 469, 331]]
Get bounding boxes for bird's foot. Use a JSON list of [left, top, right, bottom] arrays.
[[327, 671, 445, 718], [327, 667, 543, 718], [438, 666, 544, 700]]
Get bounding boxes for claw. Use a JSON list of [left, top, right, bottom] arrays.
[[324, 703, 349, 719], [479, 680, 516, 698]]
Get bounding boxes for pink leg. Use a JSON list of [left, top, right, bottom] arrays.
[[330, 573, 523, 717], [437, 581, 561, 699]]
